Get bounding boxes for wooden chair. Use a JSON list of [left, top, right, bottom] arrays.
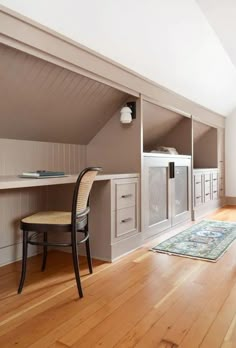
[[18, 167, 102, 297]]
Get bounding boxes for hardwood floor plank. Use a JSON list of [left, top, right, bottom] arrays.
[[61, 261, 203, 347], [0, 206, 235, 348], [199, 282, 236, 348]]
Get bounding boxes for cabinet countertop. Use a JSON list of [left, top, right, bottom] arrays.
[[143, 153, 191, 159], [193, 168, 219, 172], [0, 173, 139, 190]]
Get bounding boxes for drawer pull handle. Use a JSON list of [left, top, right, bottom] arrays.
[[213, 191, 217, 193], [205, 193, 210, 196], [213, 179, 217, 181], [121, 218, 132, 223], [195, 182, 201, 184], [205, 180, 210, 183], [121, 194, 132, 198], [196, 196, 201, 199]]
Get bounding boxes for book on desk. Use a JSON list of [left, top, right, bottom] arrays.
[[19, 170, 68, 179]]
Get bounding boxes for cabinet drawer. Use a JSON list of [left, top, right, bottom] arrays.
[[204, 174, 211, 183], [205, 192, 211, 202], [213, 179, 218, 190], [116, 206, 136, 237], [195, 195, 202, 206], [212, 190, 218, 200], [116, 183, 136, 209], [194, 174, 202, 184], [212, 172, 218, 180], [204, 181, 211, 194], [194, 184, 202, 197]]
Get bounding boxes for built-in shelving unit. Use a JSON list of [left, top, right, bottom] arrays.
[[192, 119, 225, 218], [193, 120, 218, 169], [143, 100, 192, 156]]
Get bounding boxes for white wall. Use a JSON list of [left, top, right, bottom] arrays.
[[225, 110, 236, 196], [1, 0, 236, 116]]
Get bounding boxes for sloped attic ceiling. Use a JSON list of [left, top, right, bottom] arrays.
[[1, 0, 236, 116], [0, 44, 128, 144]]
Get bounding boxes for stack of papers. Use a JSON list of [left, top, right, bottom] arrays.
[[20, 170, 66, 178]]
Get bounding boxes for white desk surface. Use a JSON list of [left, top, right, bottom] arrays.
[[0, 173, 139, 190]]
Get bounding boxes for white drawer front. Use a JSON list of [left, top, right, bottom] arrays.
[[116, 183, 136, 209], [195, 182, 202, 196], [116, 206, 136, 237], [213, 181, 218, 191], [205, 192, 211, 202], [204, 174, 211, 182], [205, 181, 211, 194], [195, 195, 202, 207], [212, 172, 218, 180], [212, 190, 218, 200]]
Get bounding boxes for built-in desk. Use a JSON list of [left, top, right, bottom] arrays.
[[0, 173, 138, 190], [0, 173, 140, 264]]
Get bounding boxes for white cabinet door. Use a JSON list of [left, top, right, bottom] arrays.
[[143, 156, 172, 238], [171, 157, 192, 226], [143, 155, 192, 239]]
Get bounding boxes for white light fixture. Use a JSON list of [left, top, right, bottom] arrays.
[[120, 101, 136, 124], [120, 105, 132, 124]]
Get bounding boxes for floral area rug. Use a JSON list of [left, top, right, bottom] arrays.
[[151, 220, 236, 262]]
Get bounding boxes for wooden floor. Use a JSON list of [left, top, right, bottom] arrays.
[[1, 206, 236, 348]]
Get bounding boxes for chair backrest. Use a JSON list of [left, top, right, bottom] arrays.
[[72, 167, 102, 223]]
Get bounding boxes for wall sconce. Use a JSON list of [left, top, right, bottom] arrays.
[[120, 101, 136, 124]]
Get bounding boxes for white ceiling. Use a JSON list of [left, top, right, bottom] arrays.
[[197, 0, 236, 69], [1, 0, 236, 117]]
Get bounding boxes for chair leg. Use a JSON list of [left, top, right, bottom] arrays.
[[71, 231, 83, 298], [41, 232, 48, 272], [18, 230, 29, 294], [85, 235, 93, 274]]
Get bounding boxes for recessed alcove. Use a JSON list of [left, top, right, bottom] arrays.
[[0, 43, 130, 145], [193, 120, 218, 168], [142, 100, 192, 155]]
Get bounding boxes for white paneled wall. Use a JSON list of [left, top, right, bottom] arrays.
[[0, 138, 86, 266]]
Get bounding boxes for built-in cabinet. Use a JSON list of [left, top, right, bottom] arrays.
[[192, 120, 225, 219], [143, 154, 191, 239], [89, 175, 140, 261], [193, 169, 219, 207]]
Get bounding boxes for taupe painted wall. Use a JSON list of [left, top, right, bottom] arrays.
[[154, 118, 192, 156], [0, 138, 86, 266], [194, 128, 218, 168], [87, 98, 141, 174]]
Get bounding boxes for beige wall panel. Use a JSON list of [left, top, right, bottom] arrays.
[[193, 120, 212, 142], [194, 128, 218, 168], [158, 118, 192, 155], [87, 99, 141, 174], [0, 8, 225, 128], [0, 138, 86, 266], [143, 100, 184, 150]]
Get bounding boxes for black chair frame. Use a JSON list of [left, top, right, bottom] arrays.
[[18, 167, 102, 297]]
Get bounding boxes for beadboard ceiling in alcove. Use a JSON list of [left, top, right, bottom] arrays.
[[0, 44, 128, 144]]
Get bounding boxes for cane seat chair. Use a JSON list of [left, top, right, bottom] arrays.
[[18, 167, 102, 297]]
